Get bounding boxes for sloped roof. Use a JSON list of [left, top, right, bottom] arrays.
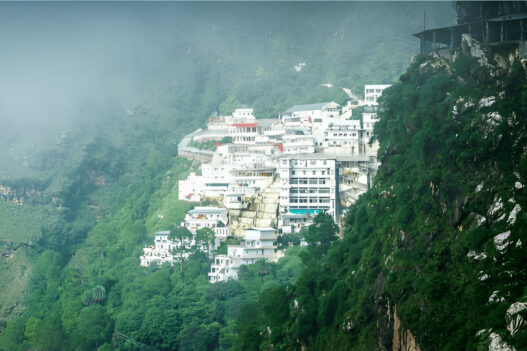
[[284, 102, 331, 114]]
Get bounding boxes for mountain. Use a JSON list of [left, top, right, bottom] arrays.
[[233, 24, 527, 351], [0, 2, 470, 350]]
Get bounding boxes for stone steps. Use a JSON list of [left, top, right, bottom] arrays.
[[228, 180, 281, 236]]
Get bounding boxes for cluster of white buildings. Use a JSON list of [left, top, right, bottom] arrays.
[[140, 206, 229, 267], [143, 84, 390, 281], [208, 227, 278, 283]]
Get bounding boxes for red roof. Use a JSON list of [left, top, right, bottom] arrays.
[[232, 123, 258, 128], [274, 143, 284, 152]]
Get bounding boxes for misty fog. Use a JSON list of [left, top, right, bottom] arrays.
[[0, 1, 455, 179]]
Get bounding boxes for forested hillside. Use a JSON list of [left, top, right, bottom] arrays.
[[0, 2, 461, 350], [232, 34, 527, 350]]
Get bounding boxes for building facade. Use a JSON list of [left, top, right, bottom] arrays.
[[208, 227, 277, 283], [278, 156, 338, 222], [364, 84, 391, 106]]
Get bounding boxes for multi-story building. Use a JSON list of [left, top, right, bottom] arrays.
[[282, 130, 316, 154], [278, 155, 338, 223], [281, 102, 341, 128], [321, 119, 361, 153], [278, 213, 312, 234], [208, 227, 277, 283], [362, 106, 380, 155], [182, 206, 231, 238], [364, 84, 391, 106]]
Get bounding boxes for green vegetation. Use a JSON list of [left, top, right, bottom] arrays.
[[231, 50, 527, 350], [0, 201, 50, 243], [1, 2, 482, 350], [188, 139, 219, 151]]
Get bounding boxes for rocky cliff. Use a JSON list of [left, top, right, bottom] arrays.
[[273, 33, 527, 351]]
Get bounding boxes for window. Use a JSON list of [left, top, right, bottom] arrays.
[[312, 170, 316, 175]]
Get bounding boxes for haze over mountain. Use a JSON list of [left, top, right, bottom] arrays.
[[11, 3, 523, 351]]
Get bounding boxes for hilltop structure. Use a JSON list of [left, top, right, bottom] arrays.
[[278, 155, 338, 228], [414, 1, 527, 56], [147, 85, 389, 274], [178, 84, 389, 235]]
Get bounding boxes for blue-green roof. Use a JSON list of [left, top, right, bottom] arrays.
[[284, 102, 331, 114], [289, 209, 323, 215]]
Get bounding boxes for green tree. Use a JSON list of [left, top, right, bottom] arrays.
[[24, 316, 64, 351], [0, 318, 26, 351], [74, 305, 113, 350], [169, 226, 193, 274], [305, 213, 339, 257], [195, 227, 216, 259]]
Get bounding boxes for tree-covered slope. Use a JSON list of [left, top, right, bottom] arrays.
[[0, 1, 455, 325], [233, 39, 527, 350]]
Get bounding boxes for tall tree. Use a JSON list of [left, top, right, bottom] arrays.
[[169, 226, 193, 274], [195, 227, 216, 259], [305, 213, 339, 257]]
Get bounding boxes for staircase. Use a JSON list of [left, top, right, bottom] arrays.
[[229, 180, 281, 236]]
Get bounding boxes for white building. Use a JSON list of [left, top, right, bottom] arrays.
[[321, 119, 362, 153], [364, 84, 391, 106], [278, 156, 338, 225], [208, 227, 277, 283], [278, 213, 312, 234], [281, 102, 341, 128], [140, 225, 222, 267], [182, 206, 231, 238], [140, 231, 175, 267], [362, 106, 380, 154], [207, 108, 256, 131], [178, 172, 205, 202], [179, 141, 280, 201], [140, 231, 199, 267], [282, 130, 316, 154]]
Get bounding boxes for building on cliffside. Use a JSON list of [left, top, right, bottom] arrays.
[[208, 227, 277, 283], [278, 155, 338, 232], [415, 1, 527, 56]]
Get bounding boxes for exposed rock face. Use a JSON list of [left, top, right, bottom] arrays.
[[489, 332, 516, 351], [392, 305, 421, 351], [506, 302, 527, 336], [460, 34, 488, 66]]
